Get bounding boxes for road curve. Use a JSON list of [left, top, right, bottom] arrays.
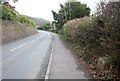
[[2, 30, 53, 79]]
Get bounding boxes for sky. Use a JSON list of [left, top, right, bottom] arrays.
[[9, 0, 100, 21]]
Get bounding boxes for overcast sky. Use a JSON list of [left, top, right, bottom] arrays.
[[9, 0, 100, 21]]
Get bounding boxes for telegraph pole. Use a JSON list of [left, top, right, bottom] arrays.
[[68, 0, 77, 20], [69, 2, 71, 20], [67, 0, 72, 20]]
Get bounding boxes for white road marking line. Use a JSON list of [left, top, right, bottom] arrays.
[[45, 35, 55, 79], [10, 44, 26, 51], [9, 34, 41, 52], [10, 37, 40, 52], [17, 44, 25, 48], [10, 48, 17, 51]]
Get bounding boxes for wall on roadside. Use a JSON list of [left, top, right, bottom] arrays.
[[1, 20, 37, 43], [0, 19, 2, 44]]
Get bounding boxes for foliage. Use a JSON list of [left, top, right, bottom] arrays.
[[1, 4, 16, 20], [43, 23, 52, 30], [18, 15, 36, 27], [95, 1, 120, 75], [0, 4, 36, 27], [60, 1, 120, 79], [52, 1, 90, 32], [37, 23, 52, 31]]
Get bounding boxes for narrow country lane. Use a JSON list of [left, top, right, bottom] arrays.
[[2, 30, 90, 80], [2, 30, 54, 79]]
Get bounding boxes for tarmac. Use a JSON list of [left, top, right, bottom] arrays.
[[47, 34, 90, 79]]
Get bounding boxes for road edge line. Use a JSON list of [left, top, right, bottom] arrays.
[[44, 34, 55, 80]]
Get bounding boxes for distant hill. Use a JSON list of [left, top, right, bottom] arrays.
[[24, 15, 51, 26]]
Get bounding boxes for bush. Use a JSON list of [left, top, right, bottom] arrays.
[[18, 15, 36, 27], [0, 4, 36, 27], [1, 5, 17, 21], [62, 16, 102, 61], [60, 2, 120, 79], [96, 2, 120, 73], [37, 23, 52, 31]]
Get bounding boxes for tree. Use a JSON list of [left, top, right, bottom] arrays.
[[52, 1, 91, 31], [37, 23, 52, 31], [64, 2, 90, 20], [43, 23, 52, 30], [51, 10, 64, 31]]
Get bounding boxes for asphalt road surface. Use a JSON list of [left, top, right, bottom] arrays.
[[2, 30, 90, 80], [2, 30, 53, 79]]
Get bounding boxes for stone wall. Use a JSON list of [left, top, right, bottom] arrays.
[[1, 20, 37, 43]]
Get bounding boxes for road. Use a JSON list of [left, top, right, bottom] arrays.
[[2, 30, 90, 80], [2, 30, 53, 79]]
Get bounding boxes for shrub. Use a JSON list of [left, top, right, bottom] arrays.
[[0, 4, 36, 27], [60, 1, 120, 79]]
